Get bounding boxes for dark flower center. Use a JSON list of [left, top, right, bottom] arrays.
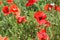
[[41, 38, 46, 40], [39, 17, 43, 20], [6, 9, 9, 13]]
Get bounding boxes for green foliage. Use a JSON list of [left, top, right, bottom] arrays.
[[0, 0, 60, 40]]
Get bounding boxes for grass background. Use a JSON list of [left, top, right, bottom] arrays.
[[0, 0, 60, 40]]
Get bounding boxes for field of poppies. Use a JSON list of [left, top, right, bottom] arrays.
[[0, 0, 60, 40]]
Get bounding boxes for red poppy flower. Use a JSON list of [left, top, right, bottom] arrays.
[[2, 6, 10, 16], [37, 29, 50, 40], [9, 4, 18, 12], [6, 0, 13, 4], [44, 4, 53, 11], [10, 4, 21, 19], [10, 4, 18, 14], [34, 11, 47, 25], [17, 16, 24, 23], [26, 0, 38, 7], [0, 1, 2, 5], [34, 11, 47, 19], [37, 19, 47, 25], [0, 36, 8, 40], [54, 5, 60, 12], [17, 16, 27, 24]]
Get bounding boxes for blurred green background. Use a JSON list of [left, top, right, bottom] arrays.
[[0, 0, 60, 40]]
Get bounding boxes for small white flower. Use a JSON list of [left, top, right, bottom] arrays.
[[50, 3, 55, 6]]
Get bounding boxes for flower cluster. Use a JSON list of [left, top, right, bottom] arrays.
[[34, 11, 50, 40], [2, 0, 27, 24], [37, 29, 50, 40], [34, 11, 50, 27], [44, 3, 60, 12]]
